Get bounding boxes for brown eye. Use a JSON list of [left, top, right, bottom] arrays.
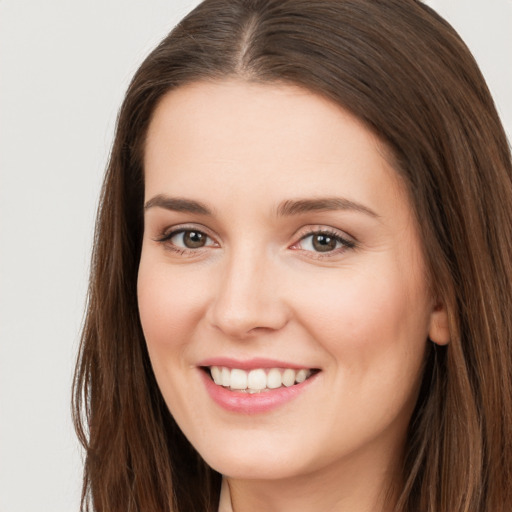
[[311, 233, 339, 252], [162, 229, 214, 250], [294, 230, 355, 256], [182, 231, 207, 248]]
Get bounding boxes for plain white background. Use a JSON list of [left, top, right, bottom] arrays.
[[0, 1, 510, 511]]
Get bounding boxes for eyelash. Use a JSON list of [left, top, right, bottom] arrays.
[[154, 226, 356, 258], [292, 229, 356, 258], [154, 225, 217, 255]]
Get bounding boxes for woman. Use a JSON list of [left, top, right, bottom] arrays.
[[72, 0, 512, 510]]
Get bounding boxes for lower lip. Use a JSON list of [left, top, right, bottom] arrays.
[[199, 370, 318, 414]]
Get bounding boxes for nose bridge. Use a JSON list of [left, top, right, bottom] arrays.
[[208, 242, 287, 338]]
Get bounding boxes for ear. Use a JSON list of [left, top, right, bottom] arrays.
[[428, 301, 450, 345]]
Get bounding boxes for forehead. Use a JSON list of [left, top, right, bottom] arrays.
[[143, 79, 408, 217]]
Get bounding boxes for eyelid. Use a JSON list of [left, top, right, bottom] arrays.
[[293, 224, 356, 242], [155, 223, 215, 240], [153, 223, 220, 250], [289, 225, 357, 257], [152, 223, 356, 258]]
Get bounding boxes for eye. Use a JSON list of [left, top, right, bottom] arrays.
[[292, 229, 356, 255], [156, 228, 218, 252], [171, 230, 210, 249]]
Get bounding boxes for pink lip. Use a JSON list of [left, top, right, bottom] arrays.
[[198, 366, 319, 415], [197, 357, 310, 370]]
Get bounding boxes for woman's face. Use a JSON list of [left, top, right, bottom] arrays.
[[138, 80, 447, 482]]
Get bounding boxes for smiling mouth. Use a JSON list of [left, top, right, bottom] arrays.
[[203, 366, 320, 393]]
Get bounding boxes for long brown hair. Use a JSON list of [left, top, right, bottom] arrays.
[[73, 1, 512, 510]]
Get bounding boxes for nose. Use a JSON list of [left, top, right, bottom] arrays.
[[206, 246, 289, 340]]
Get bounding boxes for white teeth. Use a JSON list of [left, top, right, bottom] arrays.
[[247, 369, 267, 391], [295, 369, 308, 383], [211, 366, 222, 385], [266, 368, 282, 389], [221, 367, 231, 387], [209, 366, 313, 392], [230, 369, 248, 390], [282, 368, 296, 387]]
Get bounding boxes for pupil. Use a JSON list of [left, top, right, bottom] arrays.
[[184, 231, 205, 248], [312, 234, 337, 252]]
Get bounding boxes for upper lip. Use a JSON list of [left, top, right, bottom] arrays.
[[197, 357, 317, 371]]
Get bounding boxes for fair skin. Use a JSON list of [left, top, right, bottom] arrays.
[[137, 80, 449, 512]]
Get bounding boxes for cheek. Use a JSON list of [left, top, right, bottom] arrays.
[[137, 258, 206, 358], [292, 263, 431, 367], [136, 258, 210, 427], [294, 266, 431, 441]]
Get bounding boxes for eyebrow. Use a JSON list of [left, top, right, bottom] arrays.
[[276, 197, 378, 218], [143, 194, 378, 219], [144, 195, 212, 215]]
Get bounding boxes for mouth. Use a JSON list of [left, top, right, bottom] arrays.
[[202, 366, 320, 393]]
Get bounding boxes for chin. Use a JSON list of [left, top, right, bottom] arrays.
[[207, 456, 302, 481], [196, 436, 309, 480]]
